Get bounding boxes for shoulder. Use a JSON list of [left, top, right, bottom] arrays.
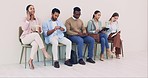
[[66, 17, 72, 21], [88, 19, 93, 23]]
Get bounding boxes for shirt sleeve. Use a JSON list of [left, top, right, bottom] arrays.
[[21, 18, 30, 31], [87, 20, 95, 33], [59, 21, 66, 32], [65, 20, 78, 35]]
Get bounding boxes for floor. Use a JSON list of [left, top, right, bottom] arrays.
[[0, 50, 147, 78]]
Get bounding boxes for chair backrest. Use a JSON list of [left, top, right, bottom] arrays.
[[19, 26, 23, 45]]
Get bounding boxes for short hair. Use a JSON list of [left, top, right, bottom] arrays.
[[73, 7, 81, 13], [52, 8, 60, 14]]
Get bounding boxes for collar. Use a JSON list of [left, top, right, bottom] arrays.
[[72, 16, 77, 20]]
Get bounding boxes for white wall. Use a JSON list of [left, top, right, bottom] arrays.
[[0, 0, 147, 65]]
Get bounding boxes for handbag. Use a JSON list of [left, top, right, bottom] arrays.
[[89, 33, 100, 43]]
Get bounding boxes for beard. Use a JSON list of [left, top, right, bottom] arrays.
[[51, 17, 57, 21]]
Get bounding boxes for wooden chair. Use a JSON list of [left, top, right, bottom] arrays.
[[19, 26, 45, 68]]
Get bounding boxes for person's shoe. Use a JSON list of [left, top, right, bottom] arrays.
[[116, 54, 120, 59], [107, 51, 113, 58], [64, 59, 73, 66], [86, 58, 95, 63], [78, 59, 86, 65], [100, 54, 104, 61], [28, 59, 34, 70], [54, 61, 60, 68]]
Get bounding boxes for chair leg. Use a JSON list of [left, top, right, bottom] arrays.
[[24, 47, 27, 69], [121, 42, 124, 57], [43, 55, 46, 66], [94, 43, 97, 60], [37, 51, 39, 62], [58, 46, 61, 60], [19, 47, 24, 64], [83, 44, 88, 58], [51, 51, 54, 66]]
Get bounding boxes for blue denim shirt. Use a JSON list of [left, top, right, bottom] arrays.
[[42, 19, 66, 44]]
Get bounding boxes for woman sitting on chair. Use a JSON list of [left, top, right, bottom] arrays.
[[87, 10, 112, 61], [106, 12, 122, 59], [20, 4, 51, 69]]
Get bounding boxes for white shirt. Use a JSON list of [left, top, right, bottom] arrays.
[[52, 21, 58, 35]]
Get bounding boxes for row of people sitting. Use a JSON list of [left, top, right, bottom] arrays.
[[20, 5, 122, 69]]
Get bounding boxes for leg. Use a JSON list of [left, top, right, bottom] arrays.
[[59, 37, 72, 60], [83, 36, 95, 59], [21, 33, 50, 58], [50, 36, 59, 61], [28, 41, 38, 69], [68, 36, 84, 59], [100, 37, 105, 60], [59, 37, 73, 66], [30, 41, 39, 60], [83, 36, 95, 63]]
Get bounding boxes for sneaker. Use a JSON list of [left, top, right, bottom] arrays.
[[78, 59, 86, 65], [86, 58, 95, 63], [64, 59, 73, 66], [54, 61, 60, 68]]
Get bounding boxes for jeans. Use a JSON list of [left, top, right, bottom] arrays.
[[100, 33, 109, 54], [68, 35, 95, 59]]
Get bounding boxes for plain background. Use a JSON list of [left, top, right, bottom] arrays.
[[0, 0, 147, 65]]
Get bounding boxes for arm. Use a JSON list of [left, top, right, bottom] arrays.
[[81, 21, 86, 34], [116, 21, 120, 33], [42, 22, 55, 37], [65, 20, 78, 35], [58, 21, 66, 32], [21, 18, 30, 31], [87, 21, 95, 33]]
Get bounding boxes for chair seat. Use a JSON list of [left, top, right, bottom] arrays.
[[48, 43, 65, 46], [21, 44, 32, 48]]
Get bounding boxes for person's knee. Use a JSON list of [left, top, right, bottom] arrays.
[[31, 41, 39, 48], [76, 38, 84, 45], [89, 37, 95, 44], [51, 41, 58, 46]]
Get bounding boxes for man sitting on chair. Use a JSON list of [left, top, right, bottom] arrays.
[[42, 8, 72, 68]]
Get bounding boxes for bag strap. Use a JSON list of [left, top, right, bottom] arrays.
[[91, 20, 96, 31]]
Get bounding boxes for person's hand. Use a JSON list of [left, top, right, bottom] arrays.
[[54, 26, 60, 30], [78, 32, 83, 36], [59, 27, 65, 31], [95, 29, 100, 33], [38, 27, 42, 33], [83, 33, 88, 36]]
